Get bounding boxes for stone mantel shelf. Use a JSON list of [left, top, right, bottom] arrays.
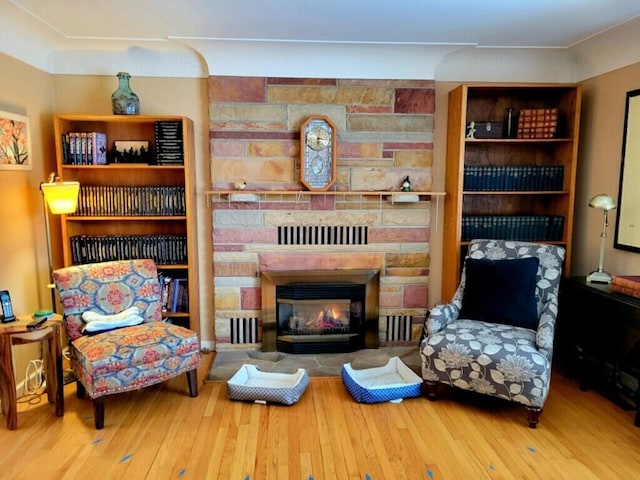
[[207, 189, 446, 229], [206, 190, 445, 204]]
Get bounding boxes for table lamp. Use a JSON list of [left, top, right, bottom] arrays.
[[586, 193, 617, 284], [40, 173, 80, 310]]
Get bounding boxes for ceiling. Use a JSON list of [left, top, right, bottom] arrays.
[[10, 0, 640, 47], [3, 0, 640, 79]]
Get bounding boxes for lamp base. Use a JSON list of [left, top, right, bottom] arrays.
[[586, 270, 613, 284]]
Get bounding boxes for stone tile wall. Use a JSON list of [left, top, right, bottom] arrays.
[[209, 76, 435, 350]]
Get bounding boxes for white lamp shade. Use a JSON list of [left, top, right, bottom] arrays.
[[41, 181, 80, 214], [588, 193, 616, 211]]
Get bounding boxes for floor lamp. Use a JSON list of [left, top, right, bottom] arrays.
[[586, 193, 617, 284], [40, 173, 80, 312]]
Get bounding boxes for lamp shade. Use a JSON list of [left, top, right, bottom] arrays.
[[588, 193, 617, 211], [41, 180, 80, 214]]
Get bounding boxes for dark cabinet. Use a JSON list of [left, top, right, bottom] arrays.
[[557, 277, 640, 425]]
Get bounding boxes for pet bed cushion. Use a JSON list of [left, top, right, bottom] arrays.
[[341, 356, 422, 403], [227, 364, 309, 405]]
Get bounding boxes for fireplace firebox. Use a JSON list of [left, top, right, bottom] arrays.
[[276, 283, 365, 354], [261, 269, 380, 353]]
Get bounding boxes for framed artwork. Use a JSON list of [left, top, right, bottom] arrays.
[[0, 111, 32, 170]]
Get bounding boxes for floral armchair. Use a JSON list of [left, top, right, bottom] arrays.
[[52, 259, 200, 429], [420, 239, 565, 427]]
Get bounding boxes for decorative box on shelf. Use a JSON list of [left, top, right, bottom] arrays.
[[472, 121, 503, 139]]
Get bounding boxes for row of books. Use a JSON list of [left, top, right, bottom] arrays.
[[158, 273, 189, 313], [73, 186, 186, 217], [155, 121, 184, 165], [61, 132, 107, 165], [611, 275, 640, 299], [517, 108, 558, 139], [69, 234, 188, 265], [461, 215, 564, 242], [464, 165, 564, 192]]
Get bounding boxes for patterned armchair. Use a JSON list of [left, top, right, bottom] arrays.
[[52, 259, 200, 429], [420, 239, 565, 427]]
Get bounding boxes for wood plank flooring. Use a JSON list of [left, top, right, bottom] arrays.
[[1, 353, 639, 479]]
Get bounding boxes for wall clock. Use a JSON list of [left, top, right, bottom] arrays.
[[300, 115, 337, 191]]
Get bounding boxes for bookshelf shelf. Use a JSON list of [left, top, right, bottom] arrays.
[[53, 114, 199, 333], [465, 137, 573, 144], [463, 191, 570, 195], [442, 83, 582, 300]]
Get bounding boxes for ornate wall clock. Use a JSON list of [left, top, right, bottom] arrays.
[[300, 115, 337, 191]]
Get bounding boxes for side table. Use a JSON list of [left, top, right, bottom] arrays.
[[557, 277, 640, 426], [0, 314, 64, 430]]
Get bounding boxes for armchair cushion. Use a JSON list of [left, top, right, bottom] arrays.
[[71, 321, 200, 398], [460, 257, 539, 329]]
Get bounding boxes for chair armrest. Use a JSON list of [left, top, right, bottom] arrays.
[[536, 297, 559, 357], [426, 303, 460, 335]]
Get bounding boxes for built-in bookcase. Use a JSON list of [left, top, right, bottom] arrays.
[[442, 84, 581, 301], [53, 114, 199, 332]]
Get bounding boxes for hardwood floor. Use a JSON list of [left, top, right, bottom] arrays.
[[1, 352, 639, 479]]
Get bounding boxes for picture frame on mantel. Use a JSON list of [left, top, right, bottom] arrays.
[[0, 111, 32, 170]]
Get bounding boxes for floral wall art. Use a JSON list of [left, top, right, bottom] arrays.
[[0, 111, 31, 170]]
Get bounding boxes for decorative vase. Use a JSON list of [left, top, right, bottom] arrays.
[[111, 72, 140, 115]]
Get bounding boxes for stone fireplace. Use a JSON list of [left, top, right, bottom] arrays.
[[209, 75, 435, 351], [261, 269, 379, 353]]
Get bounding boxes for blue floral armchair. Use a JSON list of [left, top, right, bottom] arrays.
[[53, 259, 200, 429], [420, 239, 565, 427]]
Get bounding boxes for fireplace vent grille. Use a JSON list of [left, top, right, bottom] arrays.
[[386, 315, 412, 341], [230, 317, 259, 344], [278, 225, 368, 245]]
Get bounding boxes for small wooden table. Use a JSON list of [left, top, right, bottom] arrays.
[[0, 314, 64, 430]]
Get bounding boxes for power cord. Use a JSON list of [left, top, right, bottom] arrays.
[[24, 359, 44, 395]]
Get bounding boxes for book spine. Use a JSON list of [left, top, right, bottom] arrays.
[[611, 284, 640, 298]]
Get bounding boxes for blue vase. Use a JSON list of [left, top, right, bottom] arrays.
[[111, 72, 140, 115]]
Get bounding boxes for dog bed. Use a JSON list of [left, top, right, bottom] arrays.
[[341, 356, 422, 403], [227, 364, 309, 405]]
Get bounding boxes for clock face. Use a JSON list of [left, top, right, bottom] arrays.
[[300, 116, 337, 191], [307, 126, 330, 151]]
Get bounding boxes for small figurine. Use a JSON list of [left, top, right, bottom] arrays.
[[466, 121, 476, 138], [234, 181, 246, 190], [401, 175, 411, 192]]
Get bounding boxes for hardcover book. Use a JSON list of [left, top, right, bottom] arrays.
[[611, 275, 640, 289]]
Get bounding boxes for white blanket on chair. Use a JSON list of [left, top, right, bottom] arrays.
[[81, 306, 144, 333]]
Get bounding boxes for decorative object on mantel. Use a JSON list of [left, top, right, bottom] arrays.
[[229, 181, 258, 202], [401, 175, 411, 192], [586, 193, 617, 284], [300, 115, 337, 191], [111, 72, 140, 115]]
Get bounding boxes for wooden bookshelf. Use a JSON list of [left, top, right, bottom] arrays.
[[442, 84, 582, 301], [53, 114, 199, 333]]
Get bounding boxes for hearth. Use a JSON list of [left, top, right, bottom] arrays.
[[261, 269, 380, 353]]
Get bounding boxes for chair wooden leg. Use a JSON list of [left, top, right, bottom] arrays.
[[186, 369, 198, 397], [421, 380, 438, 401], [93, 397, 105, 430], [76, 380, 86, 399], [526, 406, 542, 428]]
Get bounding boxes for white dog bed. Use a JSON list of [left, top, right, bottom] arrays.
[[341, 356, 422, 403], [227, 364, 309, 405]]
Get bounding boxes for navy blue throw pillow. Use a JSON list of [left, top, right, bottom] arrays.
[[460, 257, 540, 329]]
